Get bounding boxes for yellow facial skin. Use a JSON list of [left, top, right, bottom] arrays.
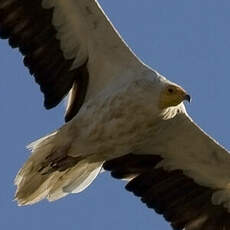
[[159, 84, 191, 109]]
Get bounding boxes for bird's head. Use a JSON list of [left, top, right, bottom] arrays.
[[158, 83, 191, 109]]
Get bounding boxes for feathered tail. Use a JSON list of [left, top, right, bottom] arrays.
[[14, 131, 103, 205]]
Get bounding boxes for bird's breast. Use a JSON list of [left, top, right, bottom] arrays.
[[68, 81, 161, 159]]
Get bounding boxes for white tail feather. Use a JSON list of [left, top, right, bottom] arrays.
[[15, 131, 58, 187], [15, 131, 103, 205], [64, 161, 102, 193], [48, 160, 103, 201]]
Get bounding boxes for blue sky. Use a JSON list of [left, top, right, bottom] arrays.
[[1, 0, 230, 229]]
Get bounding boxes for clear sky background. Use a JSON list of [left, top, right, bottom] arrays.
[[1, 0, 230, 229]]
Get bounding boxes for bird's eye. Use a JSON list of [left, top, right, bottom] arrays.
[[168, 88, 174, 94]]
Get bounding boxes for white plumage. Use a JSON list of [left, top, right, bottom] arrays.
[[1, 0, 230, 229]]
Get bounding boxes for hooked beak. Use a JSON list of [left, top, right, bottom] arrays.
[[184, 94, 191, 103]]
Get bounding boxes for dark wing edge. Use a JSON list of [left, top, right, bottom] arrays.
[[0, 0, 87, 121], [103, 154, 230, 230]]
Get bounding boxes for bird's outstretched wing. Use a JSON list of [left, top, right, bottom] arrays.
[[104, 108, 230, 230], [0, 0, 144, 121]]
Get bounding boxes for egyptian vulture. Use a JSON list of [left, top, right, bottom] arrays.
[[1, 0, 230, 229]]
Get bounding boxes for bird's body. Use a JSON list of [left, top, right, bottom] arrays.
[[1, 0, 230, 229], [15, 70, 175, 203]]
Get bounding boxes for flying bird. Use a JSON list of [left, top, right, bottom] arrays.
[[1, 0, 230, 229]]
